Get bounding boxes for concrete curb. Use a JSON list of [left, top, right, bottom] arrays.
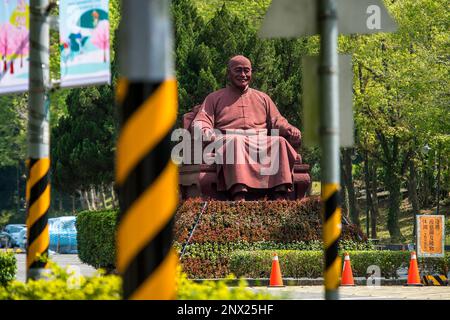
[[192, 277, 408, 286]]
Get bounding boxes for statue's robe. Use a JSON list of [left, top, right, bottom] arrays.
[[192, 85, 299, 193]]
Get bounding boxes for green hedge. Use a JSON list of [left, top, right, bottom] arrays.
[[229, 250, 450, 279], [76, 210, 118, 270], [176, 240, 375, 278], [0, 261, 121, 300], [77, 198, 367, 269], [0, 251, 16, 286], [177, 272, 273, 300]]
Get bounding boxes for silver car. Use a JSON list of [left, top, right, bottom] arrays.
[[3, 224, 26, 247]]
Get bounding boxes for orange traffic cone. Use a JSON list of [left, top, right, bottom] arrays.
[[269, 253, 284, 287], [406, 251, 423, 286], [341, 252, 355, 286]]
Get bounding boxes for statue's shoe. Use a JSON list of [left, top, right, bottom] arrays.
[[232, 192, 247, 202]]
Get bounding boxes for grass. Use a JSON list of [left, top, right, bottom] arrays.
[[358, 198, 450, 245], [311, 181, 449, 245]]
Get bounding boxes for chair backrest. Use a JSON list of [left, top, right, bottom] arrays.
[[182, 105, 202, 132]]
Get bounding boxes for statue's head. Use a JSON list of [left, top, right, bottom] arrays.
[[227, 55, 252, 92]]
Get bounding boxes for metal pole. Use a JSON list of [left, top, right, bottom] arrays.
[[180, 202, 208, 260], [116, 0, 179, 299], [26, 0, 50, 281], [318, 0, 341, 300], [436, 142, 441, 215]]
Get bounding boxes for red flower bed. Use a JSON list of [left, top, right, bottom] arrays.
[[180, 257, 230, 278], [174, 197, 365, 244]]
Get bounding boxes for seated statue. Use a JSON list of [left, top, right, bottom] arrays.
[[188, 55, 305, 201]]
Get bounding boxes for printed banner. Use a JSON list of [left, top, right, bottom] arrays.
[[59, 0, 110, 88], [0, 0, 29, 94], [417, 215, 445, 258]]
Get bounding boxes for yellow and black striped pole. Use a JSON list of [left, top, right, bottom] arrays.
[[318, 0, 342, 299], [322, 183, 341, 299], [115, 0, 178, 299], [26, 0, 51, 280], [26, 158, 50, 277]]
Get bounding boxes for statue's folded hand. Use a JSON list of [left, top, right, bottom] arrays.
[[202, 128, 216, 142], [287, 126, 301, 141]]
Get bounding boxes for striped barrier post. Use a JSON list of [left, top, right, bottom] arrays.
[[423, 275, 448, 286], [322, 183, 342, 297], [26, 158, 50, 278], [26, 0, 51, 280], [116, 0, 179, 300]]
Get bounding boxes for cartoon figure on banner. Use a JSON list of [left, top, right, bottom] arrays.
[[59, 5, 109, 80], [60, 31, 90, 74]]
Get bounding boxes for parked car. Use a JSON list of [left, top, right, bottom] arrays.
[[2, 224, 26, 248], [0, 231, 13, 248], [16, 228, 27, 250], [48, 217, 78, 254]]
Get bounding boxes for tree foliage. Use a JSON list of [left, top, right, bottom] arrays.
[[347, 0, 449, 241], [0, 0, 448, 242]]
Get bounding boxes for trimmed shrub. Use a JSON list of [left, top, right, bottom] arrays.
[[177, 240, 375, 278], [174, 198, 366, 244], [229, 250, 450, 279], [0, 251, 16, 286], [0, 261, 121, 300], [0, 261, 271, 300], [76, 210, 118, 270], [76, 198, 366, 273], [177, 272, 273, 300]]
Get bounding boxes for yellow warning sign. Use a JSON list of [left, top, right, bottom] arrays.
[[417, 215, 445, 257]]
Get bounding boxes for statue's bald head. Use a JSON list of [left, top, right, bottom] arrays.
[[227, 55, 252, 92], [227, 55, 252, 71]]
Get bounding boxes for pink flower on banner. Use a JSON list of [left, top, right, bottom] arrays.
[[14, 26, 29, 68], [0, 23, 17, 73], [91, 20, 109, 63]]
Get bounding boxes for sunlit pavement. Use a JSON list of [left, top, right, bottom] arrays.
[[10, 251, 450, 300], [250, 286, 450, 300], [14, 253, 97, 282]]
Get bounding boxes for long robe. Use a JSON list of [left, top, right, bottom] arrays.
[[192, 85, 299, 192]]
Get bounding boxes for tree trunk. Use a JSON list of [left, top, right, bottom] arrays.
[[341, 183, 350, 220], [100, 185, 108, 209], [363, 150, 373, 238], [111, 183, 118, 209], [90, 187, 97, 211], [420, 160, 432, 207], [342, 148, 359, 227], [340, 159, 350, 219], [436, 144, 442, 215], [78, 190, 87, 210], [59, 193, 63, 212], [71, 195, 76, 213], [83, 190, 92, 211], [385, 165, 403, 242], [370, 162, 379, 239]]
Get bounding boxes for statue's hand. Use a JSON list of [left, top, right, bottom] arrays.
[[202, 128, 216, 142], [287, 127, 301, 141]]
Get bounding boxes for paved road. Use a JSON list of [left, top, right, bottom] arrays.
[[251, 285, 450, 300], [14, 253, 97, 282]]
